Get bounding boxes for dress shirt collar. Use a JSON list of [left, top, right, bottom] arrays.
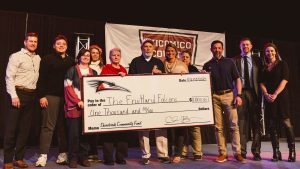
[[21, 48, 36, 56], [242, 52, 251, 59]]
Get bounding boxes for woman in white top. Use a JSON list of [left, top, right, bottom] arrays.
[[89, 45, 104, 75], [164, 43, 188, 163]]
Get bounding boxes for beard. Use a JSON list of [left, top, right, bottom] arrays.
[[213, 52, 222, 59]]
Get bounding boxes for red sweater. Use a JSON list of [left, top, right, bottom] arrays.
[[100, 64, 127, 75]]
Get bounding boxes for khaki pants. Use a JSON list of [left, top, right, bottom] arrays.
[[213, 92, 241, 155], [182, 126, 202, 156], [138, 129, 168, 158]]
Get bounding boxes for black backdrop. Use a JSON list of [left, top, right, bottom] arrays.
[[1, 10, 299, 148]]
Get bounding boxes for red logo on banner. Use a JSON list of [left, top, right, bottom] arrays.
[[139, 30, 198, 62]]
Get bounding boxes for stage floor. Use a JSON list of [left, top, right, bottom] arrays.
[[1, 139, 299, 169]]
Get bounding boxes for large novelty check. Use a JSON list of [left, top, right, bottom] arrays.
[[82, 73, 214, 133]]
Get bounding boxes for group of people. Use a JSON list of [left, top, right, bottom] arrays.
[[3, 32, 296, 169]]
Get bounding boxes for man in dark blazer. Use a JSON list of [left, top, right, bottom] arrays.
[[232, 37, 263, 161]]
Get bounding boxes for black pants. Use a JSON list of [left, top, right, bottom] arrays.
[[67, 118, 89, 161], [270, 118, 295, 149], [4, 90, 36, 163], [173, 127, 187, 157], [101, 132, 128, 162], [88, 134, 99, 156], [238, 89, 261, 155]]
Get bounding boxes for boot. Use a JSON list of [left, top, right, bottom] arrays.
[[272, 147, 282, 162], [286, 126, 296, 162], [270, 130, 282, 162], [288, 145, 296, 162]]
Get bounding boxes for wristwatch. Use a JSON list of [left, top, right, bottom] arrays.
[[237, 94, 242, 97]]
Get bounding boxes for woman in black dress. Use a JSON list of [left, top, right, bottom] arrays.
[[259, 43, 296, 162]]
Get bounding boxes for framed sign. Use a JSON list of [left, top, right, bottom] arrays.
[[82, 73, 214, 133]]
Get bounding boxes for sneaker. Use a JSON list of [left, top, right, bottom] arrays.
[[88, 155, 100, 162], [36, 154, 47, 167], [56, 152, 68, 165], [235, 154, 247, 164], [194, 155, 203, 161], [158, 157, 171, 164], [142, 158, 149, 165], [215, 154, 227, 163]]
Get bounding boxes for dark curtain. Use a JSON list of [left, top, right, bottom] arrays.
[[26, 13, 106, 59], [0, 10, 299, 149], [0, 10, 106, 148], [0, 10, 27, 147]]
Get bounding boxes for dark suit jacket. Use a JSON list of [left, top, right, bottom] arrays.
[[232, 54, 263, 100]]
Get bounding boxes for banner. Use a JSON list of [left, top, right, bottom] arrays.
[[82, 74, 214, 133], [105, 23, 225, 70]]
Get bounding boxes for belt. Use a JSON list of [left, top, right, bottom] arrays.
[[213, 89, 232, 95], [16, 86, 36, 93]]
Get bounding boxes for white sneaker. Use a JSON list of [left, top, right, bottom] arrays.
[[56, 152, 68, 165], [36, 154, 47, 167]]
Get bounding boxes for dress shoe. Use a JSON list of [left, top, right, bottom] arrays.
[[253, 153, 262, 161], [14, 160, 28, 168], [68, 160, 78, 168], [234, 154, 247, 164], [180, 155, 188, 160], [80, 160, 91, 167], [194, 155, 203, 161], [141, 158, 149, 165], [158, 157, 171, 164], [104, 161, 115, 165], [3, 163, 15, 169], [116, 159, 127, 165]]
